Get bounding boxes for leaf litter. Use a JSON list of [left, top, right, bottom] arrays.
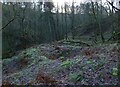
[[2, 42, 119, 85]]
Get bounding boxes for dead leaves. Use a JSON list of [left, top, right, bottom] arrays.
[[48, 46, 70, 60], [19, 58, 28, 68], [35, 72, 58, 85], [48, 56, 57, 60], [2, 81, 14, 87], [83, 48, 95, 58]]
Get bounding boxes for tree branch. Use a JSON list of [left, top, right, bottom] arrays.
[[107, 0, 120, 11], [0, 17, 16, 31]]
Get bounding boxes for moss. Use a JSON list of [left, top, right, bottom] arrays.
[[60, 60, 73, 68], [112, 68, 118, 76], [68, 73, 83, 83]]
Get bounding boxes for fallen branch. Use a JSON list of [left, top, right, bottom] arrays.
[[66, 40, 92, 46]]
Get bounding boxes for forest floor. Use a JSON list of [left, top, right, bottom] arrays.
[[2, 41, 120, 86]]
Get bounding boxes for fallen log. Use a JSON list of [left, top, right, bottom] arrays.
[[65, 40, 92, 46]]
